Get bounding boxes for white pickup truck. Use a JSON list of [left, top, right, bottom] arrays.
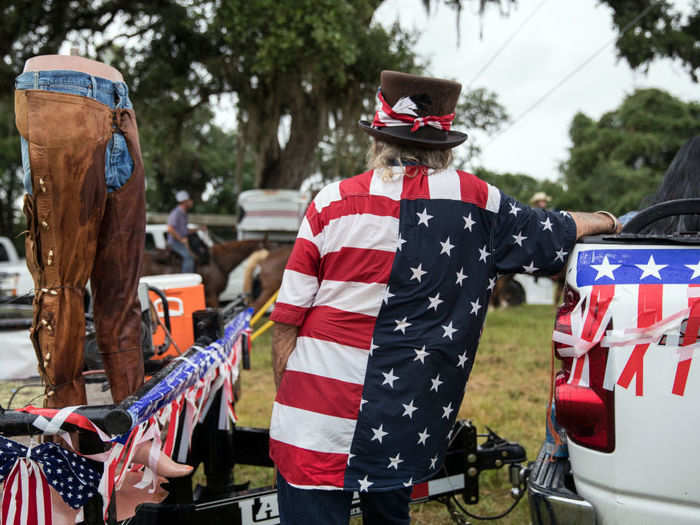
[[528, 199, 700, 524], [0, 236, 33, 300]]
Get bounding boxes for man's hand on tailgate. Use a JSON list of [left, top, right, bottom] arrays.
[[570, 210, 622, 240]]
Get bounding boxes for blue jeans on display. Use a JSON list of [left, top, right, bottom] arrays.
[[15, 70, 135, 195], [169, 239, 195, 273], [276, 473, 411, 525]]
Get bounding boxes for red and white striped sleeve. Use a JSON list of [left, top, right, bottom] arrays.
[[270, 183, 337, 326]]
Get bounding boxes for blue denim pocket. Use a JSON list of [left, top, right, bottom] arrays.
[[105, 132, 135, 192], [16, 70, 136, 194]]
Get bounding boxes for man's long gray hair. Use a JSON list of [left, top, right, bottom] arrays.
[[367, 140, 453, 181]]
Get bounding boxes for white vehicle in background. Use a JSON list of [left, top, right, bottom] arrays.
[[528, 200, 700, 524], [0, 236, 33, 301], [236, 189, 308, 243]]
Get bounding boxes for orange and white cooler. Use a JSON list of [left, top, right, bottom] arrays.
[[139, 273, 206, 359]]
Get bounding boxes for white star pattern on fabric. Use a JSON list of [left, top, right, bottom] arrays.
[[487, 277, 496, 291], [417, 428, 430, 446], [410, 264, 427, 283], [430, 456, 438, 469], [396, 233, 407, 251], [427, 293, 443, 311], [456, 268, 467, 286], [463, 213, 475, 231], [371, 424, 388, 443], [560, 210, 570, 216], [403, 477, 414, 487], [478, 245, 490, 262], [360, 398, 368, 411], [441, 321, 458, 340], [402, 400, 418, 418], [447, 429, 454, 440], [540, 217, 553, 231], [413, 345, 430, 363], [369, 339, 378, 356], [554, 248, 568, 262], [382, 369, 399, 388], [522, 261, 539, 274], [387, 453, 404, 470], [591, 255, 621, 280], [394, 317, 411, 334], [636, 255, 668, 280], [512, 232, 527, 246], [359, 475, 373, 492], [416, 208, 433, 227], [430, 373, 444, 392], [440, 237, 455, 256], [686, 260, 700, 279], [442, 402, 454, 419], [457, 352, 468, 368], [383, 286, 395, 305], [347, 453, 355, 465], [469, 298, 482, 316], [509, 202, 521, 216]]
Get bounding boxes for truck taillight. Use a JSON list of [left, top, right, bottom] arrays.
[[553, 284, 615, 453]]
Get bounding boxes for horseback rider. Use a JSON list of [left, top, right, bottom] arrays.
[[167, 190, 203, 273]]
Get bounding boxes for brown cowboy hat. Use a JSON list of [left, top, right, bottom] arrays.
[[359, 70, 468, 150]]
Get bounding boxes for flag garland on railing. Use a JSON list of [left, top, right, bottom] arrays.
[[0, 308, 251, 525]]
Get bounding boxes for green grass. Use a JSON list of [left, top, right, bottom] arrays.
[[232, 305, 557, 524]]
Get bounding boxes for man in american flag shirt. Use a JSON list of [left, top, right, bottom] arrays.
[[269, 70, 620, 524]]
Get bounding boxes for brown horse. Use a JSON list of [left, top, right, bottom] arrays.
[[243, 245, 293, 314], [142, 239, 263, 307]]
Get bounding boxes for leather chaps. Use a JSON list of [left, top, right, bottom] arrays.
[[15, 89, 145, 408]]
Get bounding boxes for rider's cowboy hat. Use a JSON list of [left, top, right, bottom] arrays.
[[530, 192, 552, 205], [359, 70, 467, 150]]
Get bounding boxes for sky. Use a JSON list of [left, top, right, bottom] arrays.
[[373, 0, 698, 182]]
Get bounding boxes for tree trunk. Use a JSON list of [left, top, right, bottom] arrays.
[[249, 74, 328, 190]]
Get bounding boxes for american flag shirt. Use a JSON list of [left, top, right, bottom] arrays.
[[269, 166, 576, 491]]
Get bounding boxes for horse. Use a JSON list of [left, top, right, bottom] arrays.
[[242, 245, 293, 314], [142, 239, 263, 307]]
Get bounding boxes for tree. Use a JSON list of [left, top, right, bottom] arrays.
[[600, 0, 700, 81], [475, 167, 565, 207], [0, 96, 23, 251], [558, 88, 700, 215], [0, 0, 513, 240]]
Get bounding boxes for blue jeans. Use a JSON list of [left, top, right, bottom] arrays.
[[15, 70, 135, 195], [277, 473, 411, 525], [168, 239, 195, 273]]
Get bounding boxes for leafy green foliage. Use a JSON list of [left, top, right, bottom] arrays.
[[0, 0, 513, 239], [475, 167, 566, 208], [558, 88, 700, 214], [0, 96, 23, 253], [601, 0, 700, 81]]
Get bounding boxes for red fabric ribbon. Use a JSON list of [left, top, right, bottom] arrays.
[[372, 91, 454, 133]]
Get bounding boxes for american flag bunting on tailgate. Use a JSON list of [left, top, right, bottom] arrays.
[[270, 166, 576, 491], [570, 249, 700, 397]]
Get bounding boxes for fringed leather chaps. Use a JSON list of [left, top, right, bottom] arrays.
[[15, 90, 145, 407]]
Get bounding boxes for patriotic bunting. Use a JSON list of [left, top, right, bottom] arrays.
[[0, 308, 251, 524], [554, 249, 700, 397]]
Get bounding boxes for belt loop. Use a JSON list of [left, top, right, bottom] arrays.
[[90, 74, 97, 100], [114, 82, 125, 109], [33, 72, 39, 89]]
